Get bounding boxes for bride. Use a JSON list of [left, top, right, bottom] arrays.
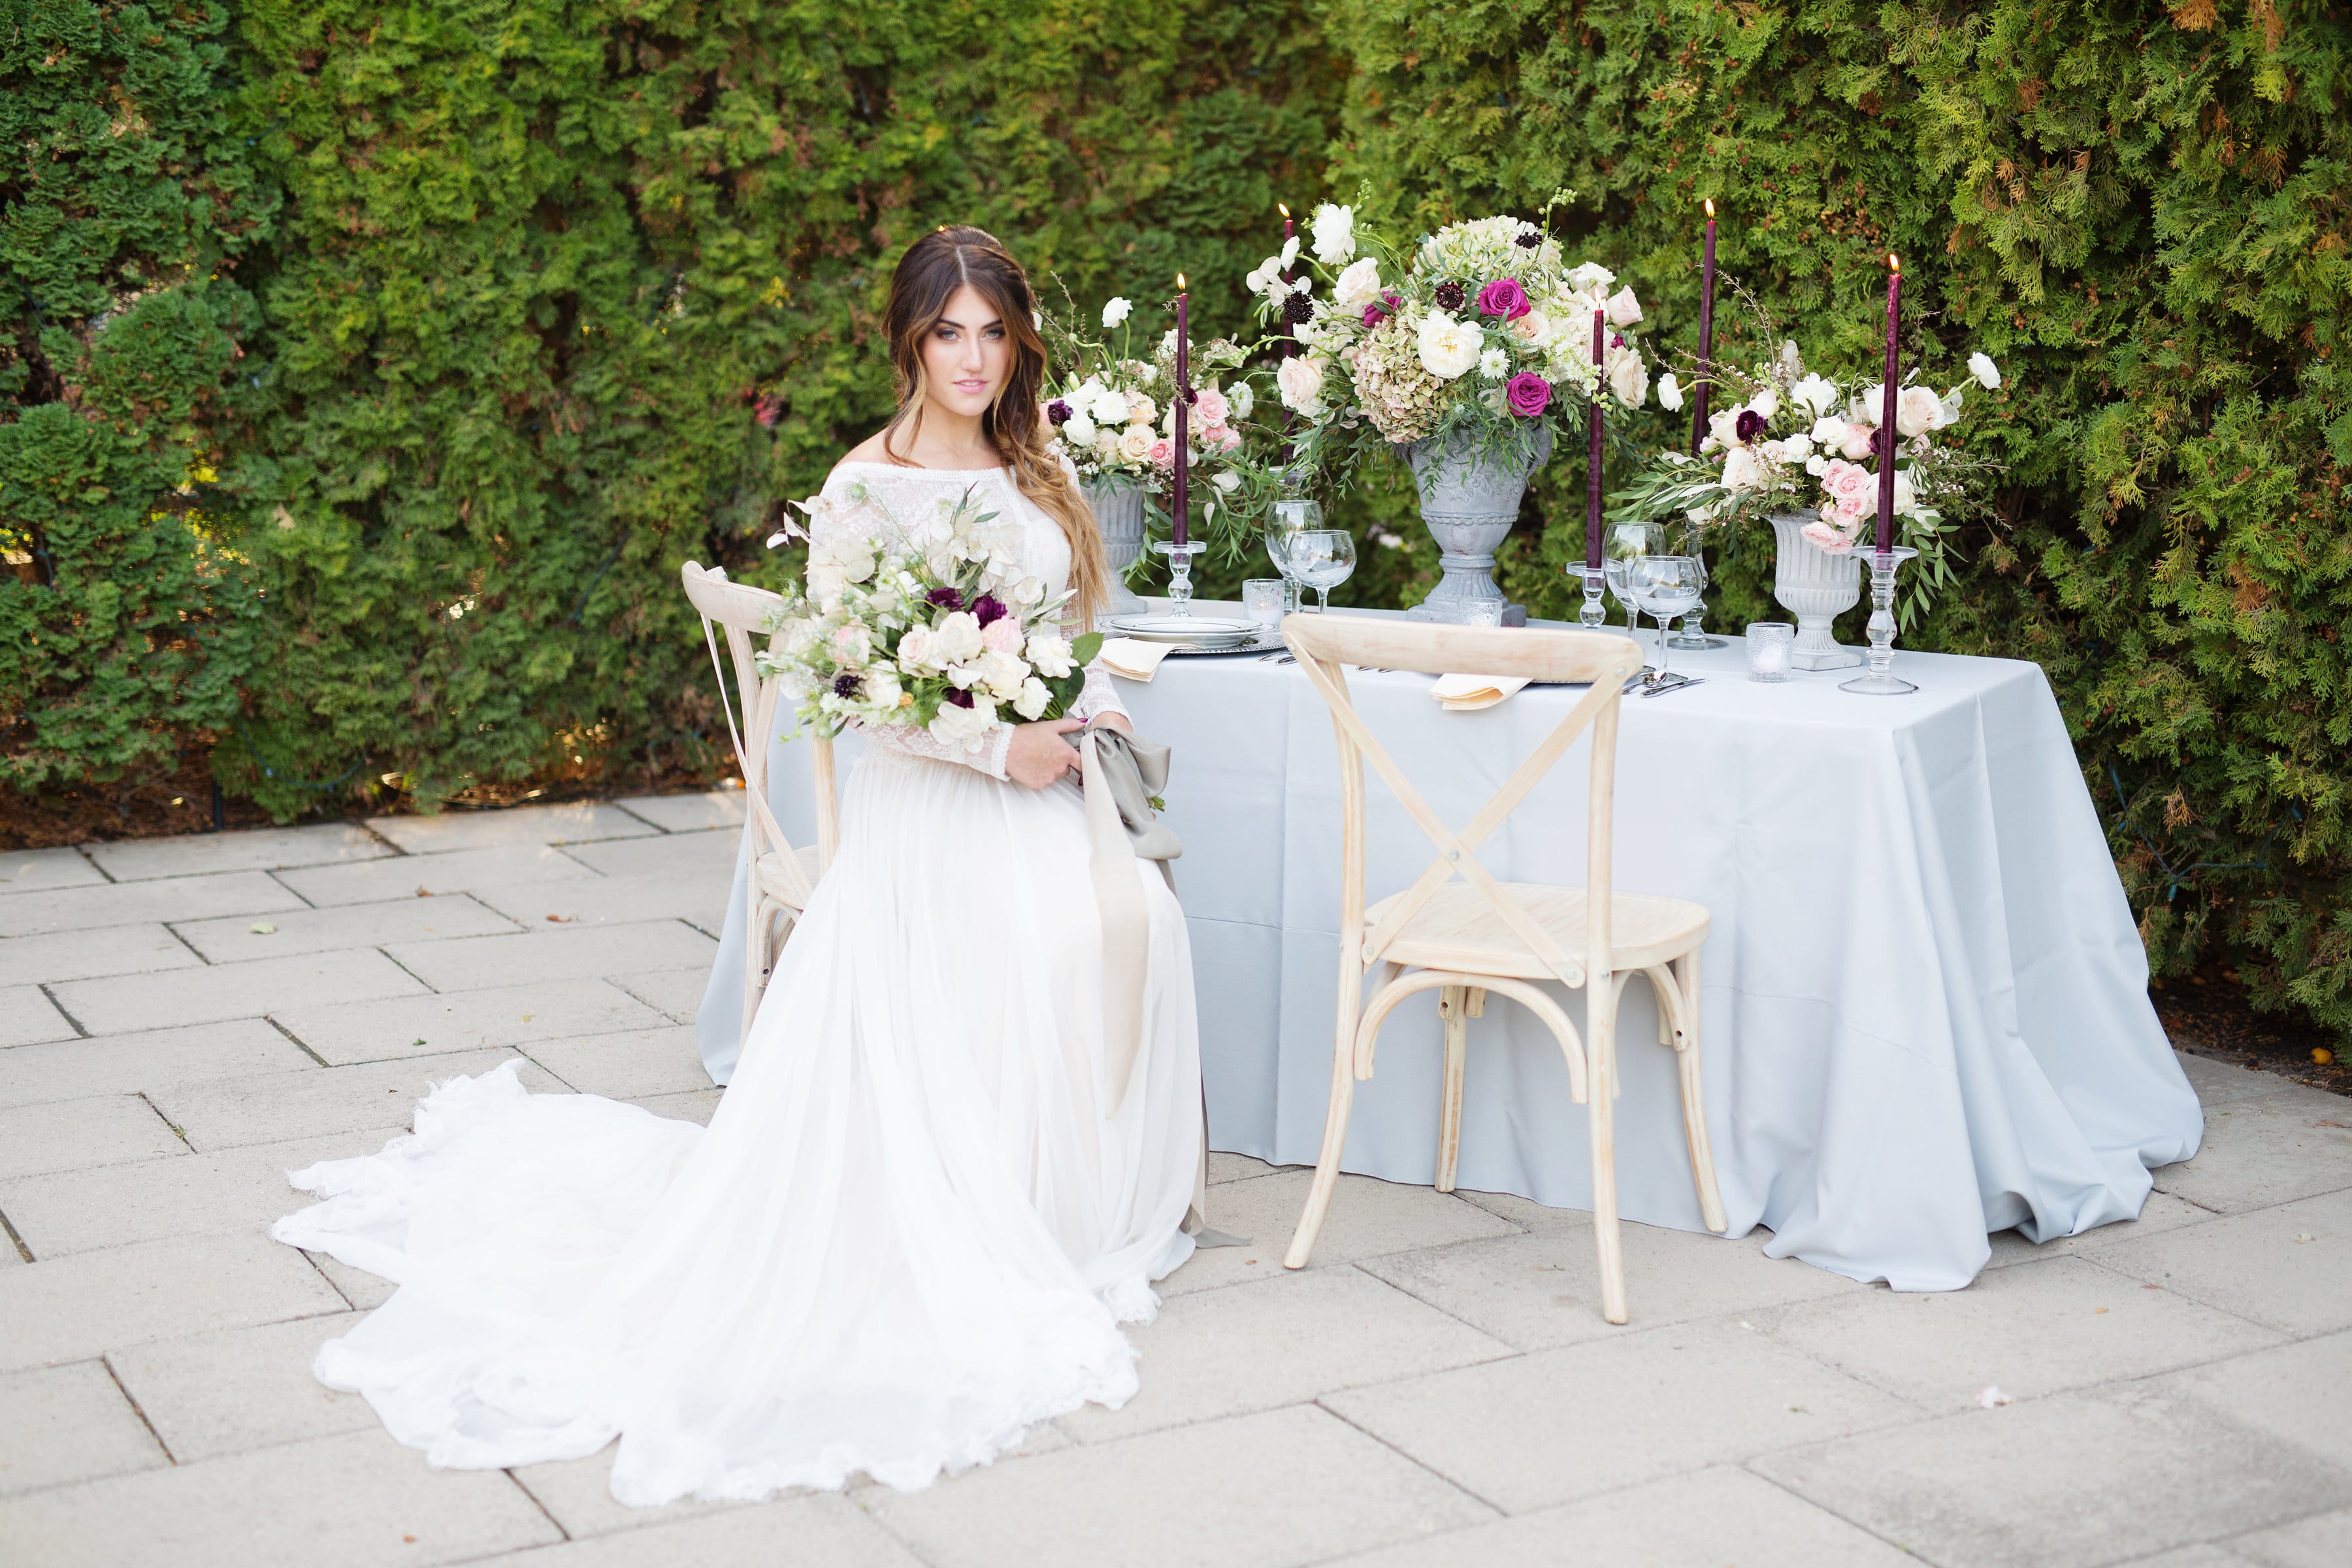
[[272, 225, 1204, 1504]]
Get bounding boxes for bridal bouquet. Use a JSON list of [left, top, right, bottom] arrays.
[[1249, 193, 1653, 486], [758, 485, 1103, 754]]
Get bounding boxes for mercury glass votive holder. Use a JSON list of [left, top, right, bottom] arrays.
[[1746, 621, 1795, 683]]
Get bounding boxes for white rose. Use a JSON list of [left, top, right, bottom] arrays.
[[1228, 380, 1254, 419], [1748, 387, 1780, 421], [1565, 262, 1616, 294], [1063, 410, 1098, 446], [1721, 446, 1765, 493], [1416, 310, 1482, 380], [1807, 414, 1848, 449], [862, 668, 903, 710], [976, 648, 1028, 698], [1775, 432, 1814, 463], [1658, 371, 1684, 412], [1895, 384, 1944, 438], [1276, 355, 1327, 414], [1606, 345, 1648, 407], [896, 623, 936, 669], [1707, 409, 1743, 449], [1087, 388, 1130, 425], [1126, 393, 1157, 426], [1604, 286, 1643, 328], [1025, 632, 1075, 678], [927, 697, 998, 752], [1804, 453, 1831, 477], [1012, 676, 1052, 721], [1511, 307, 1552, 346], [1119, 425, 1154, 461], [1310, 203, 1356, 265], [1968, 351, 2001, 391], [930, 610, 983, 665], [1893, 467, 1921, 515], [1791, 374, 1841, 419], [1333, 257, 1382, 308], [1102, 297, 1132, 329], [1478, 346, 1509, 380]]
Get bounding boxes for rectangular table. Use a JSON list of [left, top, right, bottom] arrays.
[[697, 616, 2201, 1290]]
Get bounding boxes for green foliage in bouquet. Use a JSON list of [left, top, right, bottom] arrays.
[[0, 1, 270, 796], [1320, 0, 2352, 1043]]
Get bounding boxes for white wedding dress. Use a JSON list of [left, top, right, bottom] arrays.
[[273, 461, 1202, 1504]]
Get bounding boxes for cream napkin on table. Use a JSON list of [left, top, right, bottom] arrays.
[[1100, 638, 1176, 683], [1429, 672, 1530, 711]]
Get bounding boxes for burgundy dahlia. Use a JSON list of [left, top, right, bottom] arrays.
[[924, 586, 965, 612], [832, 673, 862, 698], [970, 593, 1007, 627], [1432, 280, 1467, 312], [1046, 399, 1072, 425], [1514, 230, 1542, 248], [1735, 408, 1766, 444]]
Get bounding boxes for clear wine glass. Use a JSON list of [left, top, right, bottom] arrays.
[[1267, 498, 1322, 615], [1601, 519, 1667, 647], [1631, 555, 1704, 685], [1290, 529, 1357, 613], [1666, 549, 1723, 650]]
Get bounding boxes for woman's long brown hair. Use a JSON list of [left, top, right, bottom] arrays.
[[879, 225, 1108, 628]]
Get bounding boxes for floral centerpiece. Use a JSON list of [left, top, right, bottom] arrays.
[[757, 484, 1102, 755], [1618, 321, 2006, 622]]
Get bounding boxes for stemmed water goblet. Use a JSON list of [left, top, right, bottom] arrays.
[[1665, 547, 1727, 650], [1631, 555, 1705, 688], [1288, 529, 1356, 613], [1601, 519, 1667, 651], [1267, 498, 1322, 614]]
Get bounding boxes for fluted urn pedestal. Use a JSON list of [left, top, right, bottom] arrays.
[[1398, 428, 1552, 627], [1085, 476, 1147, 617], [1769, 512, 1865, 671]]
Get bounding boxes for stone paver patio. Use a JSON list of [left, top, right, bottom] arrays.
[[3, 800, 2350, 1567]]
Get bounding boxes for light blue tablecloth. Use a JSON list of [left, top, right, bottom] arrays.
[[696, 614, 2200, 1290]]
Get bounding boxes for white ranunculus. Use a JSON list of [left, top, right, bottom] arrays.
[[1791, 374, 1842, 420], [1606, 344, 1648, 407], [1087, 387, 1130, 426], [1749, 387, 1780, 421], [1012, 676, 1052, 721], [1605, 286, 1643, 328], [1808, 414, 1848, 448], [1777, 431, 1814, 463], [1276, 355, 1327, 414], [1333, 257, 1382, 309], [1968, 351, 2001, 390], [1227, 379, 1253, 419], [1478, 346, 1509, 380], [1062, 410, 1098, 446], [1721, 446, 1765, 493], [928, 696, 997, 752], [862, 668, 904, 711], [1025, 632, 1075, 678], [930, 610, 983, 665], [1566, 262, 1616, 294], [1416, 310, 1482, 380], [1101, 297, 1132, 329], [1895, 384, 1944, 438], [1311, 203, 1356, 265], [1658, 371, 1684, 412]]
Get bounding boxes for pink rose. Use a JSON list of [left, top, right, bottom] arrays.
[[1476, 278, 1532, 320], [980, 616, 1022, 653], [1504, 372, 1551, 418], [1838, 421, 1876, 461], [1201, 423, 1242, 452], [1820, 458, 1872, 506], [1802, 519, 1854, 551], [1192, 387, 1231, 426], [1147, 438, 1175, 468]]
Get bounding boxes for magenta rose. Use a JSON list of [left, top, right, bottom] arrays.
[[1505, 372, 1551, 419], [1476, 278, 1532, 321]]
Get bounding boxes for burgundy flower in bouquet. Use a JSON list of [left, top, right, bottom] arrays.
[[1504, 372, 1552, 419], [1475, 278, 1531, 321]]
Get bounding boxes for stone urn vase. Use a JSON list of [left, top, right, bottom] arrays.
[[1399, 426, 1553, 626], [1084, 475, 1147, 617], [1768, 512, 1865, 670]]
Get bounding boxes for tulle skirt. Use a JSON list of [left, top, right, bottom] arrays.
[[272, 744, 1202, 1504]]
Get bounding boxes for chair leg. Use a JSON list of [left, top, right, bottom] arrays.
[[1673, 950, 1728, 1233], [1286, 1000, 1361, 1269], [1587, 972, 1627, 1324], [740, 896, 770, 1051], [1435, 985, 1469, 1192]]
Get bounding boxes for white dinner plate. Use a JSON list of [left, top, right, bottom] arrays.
[[1109, 615, 1258, 647]]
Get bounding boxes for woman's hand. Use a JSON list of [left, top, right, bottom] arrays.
[[1088, 711, 1132, 736], [1005, 718, 1084, 789]]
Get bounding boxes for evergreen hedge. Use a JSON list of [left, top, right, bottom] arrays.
[[3, 1, 2347, 1043]]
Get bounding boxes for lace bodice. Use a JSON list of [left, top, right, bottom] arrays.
[[817, 461, 1126, 779]]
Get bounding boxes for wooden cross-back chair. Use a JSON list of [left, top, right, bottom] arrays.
[[680, 562, 838, 1046], [1279, 613, 1726, 1325]]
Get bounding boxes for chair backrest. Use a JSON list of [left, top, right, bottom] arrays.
[[1279, 613, 1644, 994], [680, 561, 837, 890]]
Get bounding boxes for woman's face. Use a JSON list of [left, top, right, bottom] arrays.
[[919, 284, 1011, 421]]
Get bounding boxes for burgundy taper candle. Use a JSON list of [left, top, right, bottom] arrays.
[[1690, 198, 1716, 457], [1173, 276, 1190, 547], [1586, 306, 1605, 569], [1876, 254, 1900, 553]]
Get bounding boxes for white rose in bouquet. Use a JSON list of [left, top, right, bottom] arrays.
[[1126, 393, 1157, 426], [1604, 286, 1643, 327], [862, 668, 904, 711], [928, 696, 997, 752], [1276, 354, 1327, 414], [1748, 387, 1780, 421], [975, 648, 1028, 699], [1025, 632, 1075, 678], [1895, 384, 1945, 437], [1607, 345, 1649, 407], [896, 623, 938, 670], [1968, 351, 2001, 390], [1721, 445, 1765, 493], [1416, 311, 1482, 380], [1063, 410, 1098, 446], [1013, 676, 1053, 721], [1086, 387, 1130, 425], [1566, 262, 1616, 295], [1706, 409, 1743, 449], [1511, 307, 1552, 346], [1101, 297, 1132, 329], [1333, 257, 1383, 309], [1118, 425, 1154, 462], [1791, 374, 1842, 419], [1311, 203, 1356, 265], [930, 610, 983, 665]]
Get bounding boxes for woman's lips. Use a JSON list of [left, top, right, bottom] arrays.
[[953, 380, 988, 394]]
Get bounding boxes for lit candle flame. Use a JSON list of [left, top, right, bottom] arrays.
[[1889, 253, 1901, 273], [1176, 273, 1186, 291], [1277, 203, 1290, 218], [1703, 197, 1715, 219]]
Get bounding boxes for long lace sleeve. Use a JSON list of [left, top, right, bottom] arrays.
[[1067, 659, 1129, 727], [815, 464, 1016, 781]]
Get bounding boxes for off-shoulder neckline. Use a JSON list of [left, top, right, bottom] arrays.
[[831, 459, 1007, 476]]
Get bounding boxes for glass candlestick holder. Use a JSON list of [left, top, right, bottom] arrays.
[[1840, 546, 1919, 696], [1152, 539, 1210, 617], [1577, 566, 1609, 628]]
